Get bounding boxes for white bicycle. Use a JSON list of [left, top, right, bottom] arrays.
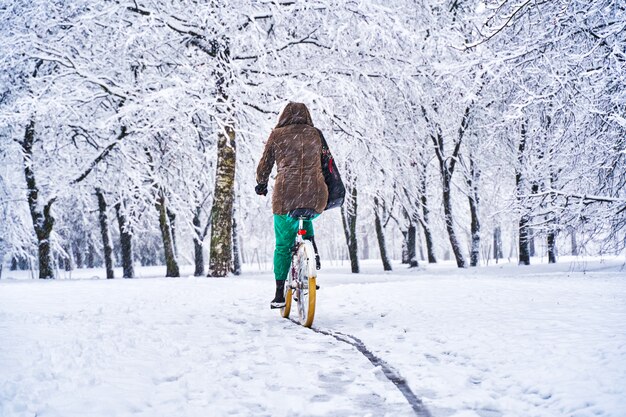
[[280, 208, 319, 328]]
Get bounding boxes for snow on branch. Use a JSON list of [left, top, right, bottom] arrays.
[[464, 0, 532, 50], [30, 45, 129, 100], [233, 30, 329, 60], [525, 189, 626, 205], [125, 4, 221, 58], [70, 127, 129, 186]]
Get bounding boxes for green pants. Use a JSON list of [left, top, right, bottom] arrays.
[[273, 214, 318, 281]]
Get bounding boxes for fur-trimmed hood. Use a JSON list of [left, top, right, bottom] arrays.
[[275, 102, 314, 128]]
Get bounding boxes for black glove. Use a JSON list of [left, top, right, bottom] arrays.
[[255, 183, 268, 196]]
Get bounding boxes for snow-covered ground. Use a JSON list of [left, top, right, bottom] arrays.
[[1, 256, 625, 417]]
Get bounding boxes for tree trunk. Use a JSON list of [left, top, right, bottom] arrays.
[[468, 157, 481, 267], [167, 209, 178, 257], [570, 227, 578, 256], [232, 202, 241, 276], [208, 124, 236, 277], [517, 120, 531, 266], [341, 205, 350, 252], [21, 120, 55, 279], [407, 224, 418, 268], [76, 246, 83, 269], [547, 232, 557, 263], [419, 170, 437, 264], [207, 41, 236, 278], [70, 238, 85, 269], [469, 229, 480, 266], [373, 197, 392, 271], [493, 226, 503, 263], [341, 184, 359, 273], [433, 143, 466, 268], [546, 159, 558, 264], [417, 226, 425, 261], [156, 190, 180, 277], [95, 188, 115, 279], [401, 230, 409, 264], [115, 202, 134, 278], [442, 174, 466, 268], [427, 102, 470, 269], [36, 212, 54, 278], [518, 219, 532, 266], [192, 208, 204, 277], [63, 246, 73, 271], [400, 209, 417, 267], [543, 110, 558, 264]]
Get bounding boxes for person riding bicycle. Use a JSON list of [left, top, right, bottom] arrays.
[[255, 102, 328, 309]]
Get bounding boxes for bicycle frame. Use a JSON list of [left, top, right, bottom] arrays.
[[296, 217, 307, 244]]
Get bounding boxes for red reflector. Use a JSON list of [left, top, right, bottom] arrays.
[[297, 230, 307, 235]]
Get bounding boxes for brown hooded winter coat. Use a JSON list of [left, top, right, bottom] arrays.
[[256, 102, 328, 214]]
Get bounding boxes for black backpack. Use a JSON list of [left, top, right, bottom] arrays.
[[317, 129, 346, 210]]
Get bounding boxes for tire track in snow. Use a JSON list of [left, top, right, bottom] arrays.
[[291, 320, 432, 417]]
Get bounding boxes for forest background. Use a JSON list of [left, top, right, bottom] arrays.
[[0, 0, 624, 279]]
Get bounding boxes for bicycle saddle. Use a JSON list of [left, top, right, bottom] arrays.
[[288, 208, 318, 219]]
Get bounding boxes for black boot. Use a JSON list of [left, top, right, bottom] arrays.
[[304, 236, 321, 270], [270, 280, 286, 309]]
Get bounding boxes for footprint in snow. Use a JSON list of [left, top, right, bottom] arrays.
[[424, 353, 440, 363], [476, 408, 503, 417], [468, 375, 482, 385], [310, 394, 331, 402], [317, 369, 356, 394]]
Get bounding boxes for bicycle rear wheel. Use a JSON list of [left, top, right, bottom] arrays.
[[295, 241, 317, 327]]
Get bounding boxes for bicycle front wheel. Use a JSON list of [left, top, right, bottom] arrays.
[[295, 241, 317, 328], [280, 283, 292, 318]]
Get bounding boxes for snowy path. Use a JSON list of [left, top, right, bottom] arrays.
[[0, 277, 414, 417], [1, 259, 625, 417], [311, 261, 626, 417]]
